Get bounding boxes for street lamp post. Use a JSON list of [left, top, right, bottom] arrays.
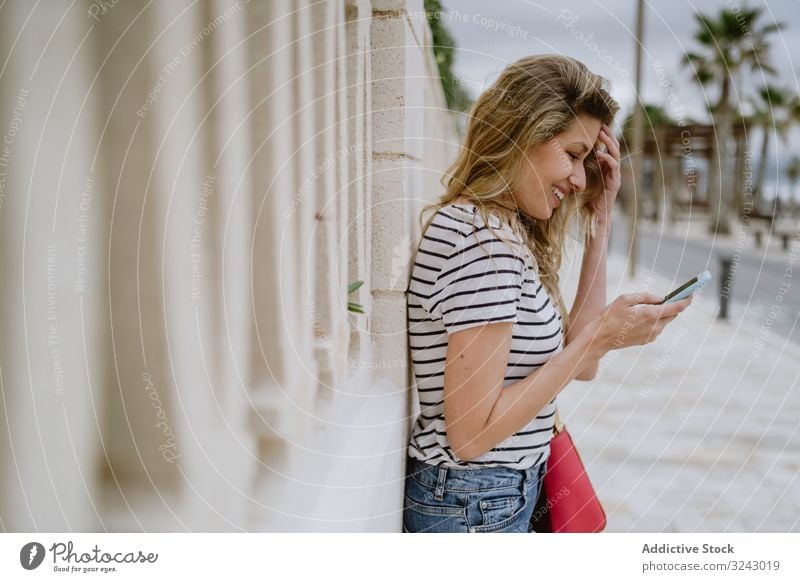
[[629, 0, 646, 278]]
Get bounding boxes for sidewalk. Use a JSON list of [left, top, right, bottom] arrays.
[[557, 246, 800, 532]]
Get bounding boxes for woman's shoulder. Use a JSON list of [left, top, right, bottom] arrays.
[[428, 202, 479, 236], [429, 201, 521, 246]]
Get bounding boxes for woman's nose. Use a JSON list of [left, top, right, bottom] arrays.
[[569, 164, 586, 192]]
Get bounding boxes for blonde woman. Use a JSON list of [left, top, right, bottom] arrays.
[[403, 55, 691, 533]]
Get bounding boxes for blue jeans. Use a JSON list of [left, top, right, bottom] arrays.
[[402, 456, 547, 533]]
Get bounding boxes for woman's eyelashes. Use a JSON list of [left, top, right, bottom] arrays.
[[568, 150, 591, 164]]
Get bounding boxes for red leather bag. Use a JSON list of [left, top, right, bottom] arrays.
[[530, 414, 606, 533]]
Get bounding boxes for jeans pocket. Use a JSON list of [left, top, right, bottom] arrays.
[[404, 495, 464, 516], [471, 489, 527, 533], [403, 473, 468, 533], [403, 496, 467, 533]]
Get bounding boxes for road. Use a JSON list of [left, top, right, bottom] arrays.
[[609, 225, 800, 346]]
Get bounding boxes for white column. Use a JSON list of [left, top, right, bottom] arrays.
[[370, 2, 418, 389], [150, 0, 249, 531], [207, 0, 259, 531], [290, 0, 318, 399], [91, 0, 182, 524], [345, 0, 374, 364], [244, 0, 313, 531], [0, 0, 102, 530], [310, 0, 350, 398]]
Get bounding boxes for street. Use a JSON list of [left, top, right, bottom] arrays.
[[609, 223, 800, 346]]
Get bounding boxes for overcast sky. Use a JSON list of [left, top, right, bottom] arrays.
[[442, 0, 800, 179]]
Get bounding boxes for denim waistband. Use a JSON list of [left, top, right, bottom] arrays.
[[406, 456, 543, 493]]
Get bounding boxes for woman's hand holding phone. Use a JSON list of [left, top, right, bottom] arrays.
[[589, 292, 692, 356]]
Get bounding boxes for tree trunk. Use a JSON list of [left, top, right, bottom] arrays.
[[709, 75, 732, 235], [732, 132, 745, 217], [653, 126, 666, 223], [753, 122, 770, 214]]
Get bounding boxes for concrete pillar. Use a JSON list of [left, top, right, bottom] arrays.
[[149, 0, 255, 530], [206, 0, 259, 531], [345, 0, 374, 365], [91, 0, 181, 520], [369, 0, 428, 532], [310, 0, 349, 404], [370, 2, 418, 388], [0, 0, 102, 530], [245, 0, 313, 531]]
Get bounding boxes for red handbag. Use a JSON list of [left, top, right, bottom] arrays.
[[529, 412, 606, 533]]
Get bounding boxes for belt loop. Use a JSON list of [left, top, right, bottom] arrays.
[[433, 466, 448, 501]]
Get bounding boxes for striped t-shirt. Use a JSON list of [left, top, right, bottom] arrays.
[[406, 203, 562, 470]]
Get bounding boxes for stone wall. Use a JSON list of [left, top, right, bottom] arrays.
[[0, 0, 457, 532]]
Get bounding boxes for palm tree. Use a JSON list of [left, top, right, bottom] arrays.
[[749, 85, 796, 212], [683, 8, 783, 234], [621, 103, 673, 138]]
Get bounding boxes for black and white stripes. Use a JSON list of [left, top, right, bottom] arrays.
[[407, 204, 562, 470]]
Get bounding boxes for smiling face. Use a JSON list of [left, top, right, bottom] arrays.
[[510, 113, 603, 220]]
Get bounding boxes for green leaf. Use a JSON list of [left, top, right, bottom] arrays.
[[348, 302, 365, 314], [347, 280, 364, 294]]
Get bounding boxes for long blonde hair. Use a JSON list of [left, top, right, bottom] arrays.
[[422, 54, 620, 321]]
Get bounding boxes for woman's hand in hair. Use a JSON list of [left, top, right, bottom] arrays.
[[589, 292, 692, 355], [590, 123, 621, 226]]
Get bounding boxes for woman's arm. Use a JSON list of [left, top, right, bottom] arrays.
[[444, 293, 691, 462], [445, 319, 600, 461], [565, 123, 620, 379], [566, 222, 610, 380]]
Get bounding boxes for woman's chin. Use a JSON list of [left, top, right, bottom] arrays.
[[517, 208, 547, 224]]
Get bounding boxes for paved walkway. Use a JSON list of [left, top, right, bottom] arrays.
[[557, 244, 800, 532]]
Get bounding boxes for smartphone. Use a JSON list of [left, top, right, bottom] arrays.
[[661, 271, 711, 304]]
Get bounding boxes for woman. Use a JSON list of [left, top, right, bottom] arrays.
[[403, 55, 691, 533]]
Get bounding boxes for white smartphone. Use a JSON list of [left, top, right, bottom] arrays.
[[661, 270, 711, 304]]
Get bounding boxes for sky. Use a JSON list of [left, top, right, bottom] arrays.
[[440, 0, 800, 195]]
